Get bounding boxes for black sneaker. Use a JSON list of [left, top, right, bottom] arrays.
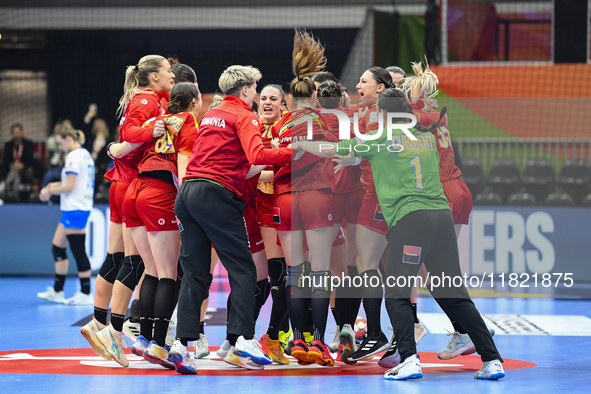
[[349, 332, 390, 361]]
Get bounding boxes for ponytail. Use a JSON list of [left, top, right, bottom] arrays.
[[290, 29, 326, 98], [117, 54, 167, 117], [398, 60, 439, 104]]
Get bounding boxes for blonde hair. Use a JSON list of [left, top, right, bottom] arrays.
[[218, 65, 262, 96], [58, 126, 86, 145], [208, 94, 225, 110], [398, 60, 439, 104], [117, 54, 167, 117], [290, 28, 326, 98]]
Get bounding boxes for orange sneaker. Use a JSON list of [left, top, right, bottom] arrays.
[[291, 338, 312, 365], [307, 340, 334, 366], [259, 334, 289, 365]]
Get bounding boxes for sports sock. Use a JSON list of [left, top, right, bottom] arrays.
[[54, 274, 66, 293], [411, 303, 420, 324], [311, 288, 330, 343], [111, 313, 125, 333], [138, 274, 158, 341], [94, 306, 108, 326], [153, 278, 176, 347], [361, 269, 383, 338], [80, 277, 91, 295]]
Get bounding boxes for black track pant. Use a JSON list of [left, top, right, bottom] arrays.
[[383, 209, 502, 363], [175, 180, 256, 340]]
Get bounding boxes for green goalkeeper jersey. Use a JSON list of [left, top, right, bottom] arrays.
[[336, 124, 450, 228]]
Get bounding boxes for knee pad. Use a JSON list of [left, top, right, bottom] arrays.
[[66, 234, 91, 272], [286, 261, 311, 288], [347, 265, 359, 277], [51, 244, 67, 262], [255, 278, 271, 307], [98, 252, 125, 284], [310, 270, 332, 293], [268, 258, 287, 289], [116, 255, 145, 291]]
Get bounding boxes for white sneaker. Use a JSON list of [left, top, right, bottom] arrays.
[[64, 292, 94, 306], [384, 354, 423, 380], [438, 329, 496, 360], [194, 334, 210, 359], [168, 340, 198, 375], [414, 320, 427, 344], [96, 324, 129, 367], [122, 319, 140, 345], [37, 287, 65, 303], [328, 325, 340, 352], [80, 318, 112, 360], [234, 336, 272, 365], [216, 339, 232, 358], [339, 323, 358, 365], [165, 322, 176, 347], [223, 346, 264, 370], [475, 359, 505, 380]]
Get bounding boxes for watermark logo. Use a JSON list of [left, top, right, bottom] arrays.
[[305, 109, 418, 142]]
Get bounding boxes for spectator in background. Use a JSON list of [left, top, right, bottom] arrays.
[[43, 120, 72, 203], [1, 123, 35, 202], [86, 118, 112, 191]]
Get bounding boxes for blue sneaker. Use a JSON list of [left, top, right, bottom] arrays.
[[234, 335, 272, 365], [475, 359, 505, 380], [384, 354, 423, 381], [131, 335, 150, 358], [143, 340, 174, 369], [168, 340, 199, 375]]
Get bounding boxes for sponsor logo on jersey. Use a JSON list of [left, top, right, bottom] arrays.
[[252, 119, 259, 126], [374, 204, 385, 221], [402, 245, 422, 265], [141, 99, 148, 105]]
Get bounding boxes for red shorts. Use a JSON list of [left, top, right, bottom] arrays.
[[109, 180, 130, 224], [357, 190, 389, 235], [333, 189, 364, 224], [256, 191, 275, 228], [442, 177, 473, 225], [249, 230, 265, 254], [273, 189, 334, 232], [244, 198, 260, 236], [123, 176, 178, 232]]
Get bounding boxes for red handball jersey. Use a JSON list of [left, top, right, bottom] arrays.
[[257, 121, 278, 195], [411, 100, 462, 182], [355, 102, 379, 192], [272, 108, 337, 196], [105, 88, 169, 183], [183, 95, 291, 197], [138, 111, 198, 183], [323, 108, 363, 194]]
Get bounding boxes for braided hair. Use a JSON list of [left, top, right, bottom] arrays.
[[167, 82, 200, 114], [317, 80, 342, 109]]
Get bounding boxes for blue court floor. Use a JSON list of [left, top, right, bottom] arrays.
[[1, 277, 590, 394]]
